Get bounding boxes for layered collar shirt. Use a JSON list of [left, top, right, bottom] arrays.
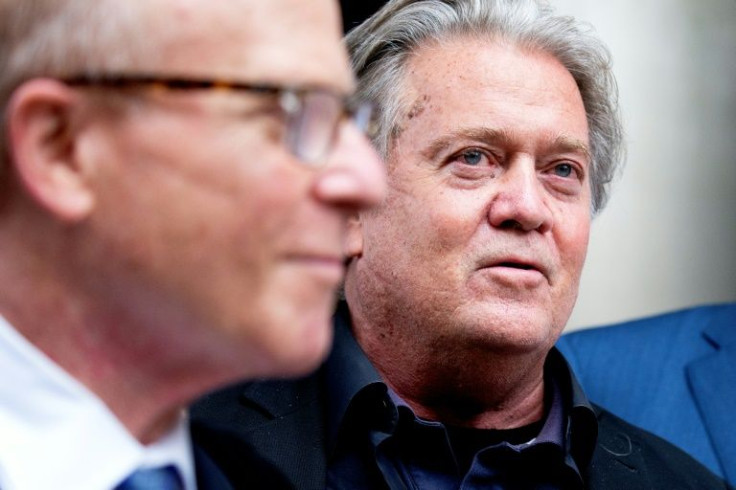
[[0, 315, 196, 490], [325, 302, 598, 490]]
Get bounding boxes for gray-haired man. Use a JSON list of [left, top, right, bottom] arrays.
[[192, 0, 728, 488]]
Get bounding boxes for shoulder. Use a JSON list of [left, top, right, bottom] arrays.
[[560, 303, 736, 348], [588, 406, 728, 489], [556, 304, 735, 369], [190, 373, 327, 490], [192, 374, 323, 426]]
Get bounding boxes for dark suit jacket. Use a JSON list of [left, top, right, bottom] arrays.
[[192, 321, 728, 489], [556, 303, 736, 485], [194, 443, 236, 489]]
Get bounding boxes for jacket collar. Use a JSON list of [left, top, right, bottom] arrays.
[[701, 303, 736, 349], [688, 304, 736, 482], [324, 301, 384, 452]]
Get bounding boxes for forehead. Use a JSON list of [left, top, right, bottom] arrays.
[[397, 36, 588, 147], [144, 0, 353, 92]]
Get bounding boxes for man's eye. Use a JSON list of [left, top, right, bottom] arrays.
[[460, 149, 484, 166], [553, 163, 574, 178]]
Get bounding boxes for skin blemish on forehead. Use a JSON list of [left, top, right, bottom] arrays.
[[390, 93, 431, 150], [407, 94, 430, 120]]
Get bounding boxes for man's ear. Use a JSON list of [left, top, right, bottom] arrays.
[[343, 212, 364, 259], [6, 78, 94, 221]]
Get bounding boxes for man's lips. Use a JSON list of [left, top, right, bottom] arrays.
[[477, 255, 551, 281]]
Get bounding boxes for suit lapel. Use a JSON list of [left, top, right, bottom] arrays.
[[236, 374, 329, 489], [686, 314, 736, 483], [587, 411, 653, 490], [192, 374, 328, 489]]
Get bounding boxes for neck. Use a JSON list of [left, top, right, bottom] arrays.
[[384, 360, 546, 429], [370, 337, 547, 429], [0, 206, 238, 444], [346, 286, 548, 430], [0, 282, 207, 444]]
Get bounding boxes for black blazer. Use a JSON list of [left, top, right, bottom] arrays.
[[192, 371, 728, 489], [194, 443, 236, 490]]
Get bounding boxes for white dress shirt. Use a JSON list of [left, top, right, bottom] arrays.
[[0, 315, 196, 490]]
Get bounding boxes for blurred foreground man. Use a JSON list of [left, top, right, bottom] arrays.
[[0, 0, 384, 488], [192, 0, 729, 488]]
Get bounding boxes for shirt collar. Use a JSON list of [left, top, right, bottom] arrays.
[[325, 301, 384, 452], [551, 346, 599, 470], [0, 314, 196, 490]]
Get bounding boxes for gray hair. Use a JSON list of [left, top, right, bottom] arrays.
[[346, 0, 623, 213], [0, 1, 166, 178]]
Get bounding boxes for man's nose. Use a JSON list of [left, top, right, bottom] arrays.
[[313, 122, 386, 209], [487, 158, 552, 233]]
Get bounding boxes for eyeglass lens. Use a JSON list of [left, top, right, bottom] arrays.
[[285, 91, 344, 165]]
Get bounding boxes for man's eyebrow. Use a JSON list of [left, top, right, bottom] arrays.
[[551, 135, 592, 161], [419, 128, 591, 162], [421, 127, 512, 160]]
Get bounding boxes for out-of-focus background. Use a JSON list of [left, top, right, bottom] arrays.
[[552, 0, 736, 330], [340, 0, 736, 331]]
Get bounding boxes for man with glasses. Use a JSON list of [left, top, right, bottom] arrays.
[[0, 0, 383, 489]]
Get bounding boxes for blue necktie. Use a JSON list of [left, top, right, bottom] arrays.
[[114, 465, 184, 490]]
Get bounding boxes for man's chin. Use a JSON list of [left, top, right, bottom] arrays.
[[454, 304, 560, 352], [261, 312, 335, 378]]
